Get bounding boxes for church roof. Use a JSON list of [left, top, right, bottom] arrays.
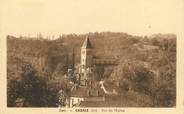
[[82, 35, 92, 48]]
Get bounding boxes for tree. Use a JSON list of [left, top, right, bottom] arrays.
[[7, 64, 47, 107]]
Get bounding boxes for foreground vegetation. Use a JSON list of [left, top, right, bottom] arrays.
[[7, 32, 176, 107]]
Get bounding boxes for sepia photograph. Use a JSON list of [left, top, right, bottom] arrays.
[[0, 0, 183, 113], [7, 33, 176, 108]]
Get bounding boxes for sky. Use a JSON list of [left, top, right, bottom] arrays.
[[0, 0, 184, 38]]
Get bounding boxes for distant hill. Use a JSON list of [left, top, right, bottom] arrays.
[[7, 32, 176, 107]]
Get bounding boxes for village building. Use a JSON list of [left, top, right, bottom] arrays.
[[58, 35, 120, 107], [78, 35, 118, 85]]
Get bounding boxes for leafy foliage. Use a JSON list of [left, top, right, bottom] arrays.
[[7, 32, 176, 107]]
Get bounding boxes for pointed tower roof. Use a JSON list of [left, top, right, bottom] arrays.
[[82, 35, 92, 48]]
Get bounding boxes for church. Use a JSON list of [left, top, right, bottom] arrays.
[[57, 35, 120, 107], [78, 35, 94, 85], [76, 35, 118, 86]]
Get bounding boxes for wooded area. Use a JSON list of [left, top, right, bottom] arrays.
[[7, 32, 176, 107]]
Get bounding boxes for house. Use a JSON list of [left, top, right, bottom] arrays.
[[69, 83, 105, 107], [60, 35, 120, 107]]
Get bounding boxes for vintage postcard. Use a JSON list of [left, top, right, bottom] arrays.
[[0, 0, 184, 114]]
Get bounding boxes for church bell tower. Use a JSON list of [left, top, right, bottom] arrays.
[[81, 35, 93, 73], [80, 35, 93, 85]]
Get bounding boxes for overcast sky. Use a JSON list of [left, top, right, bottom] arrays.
[[1, 0, 184, 37]]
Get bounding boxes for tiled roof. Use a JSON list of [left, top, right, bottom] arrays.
[[82, 36, 92, 48], [79, 93, 153, 107], [79, 96, 124, 107], [70, 84, 105, 97]]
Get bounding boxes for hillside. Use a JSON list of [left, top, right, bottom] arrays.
[[7, 32, 176, 107]]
